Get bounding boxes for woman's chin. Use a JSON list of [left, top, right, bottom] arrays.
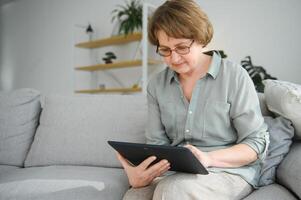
[[171, 64, 186, 71], [173, 67, 190, 75]]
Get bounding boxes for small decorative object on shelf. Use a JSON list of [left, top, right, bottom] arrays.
[[98, 83, 106, 89], [111, 0, 142, 35], [132, 83, 139, 89], [86, 24, 94, 41], [102, 52, 117, 64], [241, 56, 277, 92]]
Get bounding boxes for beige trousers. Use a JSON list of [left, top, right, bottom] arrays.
[[123, 172, 253, 200]]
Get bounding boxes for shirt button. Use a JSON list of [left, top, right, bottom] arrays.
[[185, 129, 190, 133], [189, 110, 192, 114]]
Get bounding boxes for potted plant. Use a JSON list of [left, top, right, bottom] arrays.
[[111, 0, 142, 35], [241, 56, 277, 92]]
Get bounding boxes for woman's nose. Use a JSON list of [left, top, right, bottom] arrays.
[[170, 51, 181, 62]]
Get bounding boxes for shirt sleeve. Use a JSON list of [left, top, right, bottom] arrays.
[[229, 67, 270, 161], [145, 80, 170, 145]]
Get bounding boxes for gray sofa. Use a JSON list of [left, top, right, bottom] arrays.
[[0, 79, 300, 200]]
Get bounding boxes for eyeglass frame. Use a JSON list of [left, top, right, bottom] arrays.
[[156, 40, 195, 57]]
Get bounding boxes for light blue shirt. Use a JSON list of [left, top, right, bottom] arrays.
[[146, 51, 269, 187]]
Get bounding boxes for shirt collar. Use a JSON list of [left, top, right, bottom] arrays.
[[167, 50, 222, 84], [168, 69, 179, 83], [207, 51, 222, 79]]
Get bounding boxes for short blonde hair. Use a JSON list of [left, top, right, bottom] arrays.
[[148, 0, 213, 47]]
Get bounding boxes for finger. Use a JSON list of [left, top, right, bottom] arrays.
[[159, 164, 171, 176], [184, 145, 202, 161], [157, 162, 170, 175], [116, 152, 131, 169], [139, 156, 157, 170], [184, 145, 195, 154], [184, 144, 197, 151], [139, 160, 168, 184], [185, 144, 200, 155], [187, 145, 206, 156], [146, 159, 169, 176], [150, 162, 170, 178]]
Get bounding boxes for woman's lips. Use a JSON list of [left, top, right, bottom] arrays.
[[172, 62, 185, 68]]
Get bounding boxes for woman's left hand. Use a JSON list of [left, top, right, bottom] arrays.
[[184, 144, 212, 168]]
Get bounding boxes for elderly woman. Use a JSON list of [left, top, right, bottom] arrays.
[[117, 0, 269, 199]]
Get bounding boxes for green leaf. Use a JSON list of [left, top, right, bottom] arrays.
[[111, 0, 142, 35]]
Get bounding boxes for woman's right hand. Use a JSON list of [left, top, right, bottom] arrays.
[[116, 152, 170, 188]]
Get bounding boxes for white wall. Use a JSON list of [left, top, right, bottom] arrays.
[[201, 0, 301, 84], [0, 0, 133, 94], [0, 0, 300, 95]]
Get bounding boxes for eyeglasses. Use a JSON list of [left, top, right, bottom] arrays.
[[156, 40, 194, 57]]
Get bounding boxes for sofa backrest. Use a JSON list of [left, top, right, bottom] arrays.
[[24, 94, 147, 168], [0, 88, 41, 166]]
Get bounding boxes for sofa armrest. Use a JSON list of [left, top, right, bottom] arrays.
[[243, 184, 297, 200], [276, 142, 301, 199]]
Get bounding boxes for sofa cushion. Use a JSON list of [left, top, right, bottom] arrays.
[[24, 94, 147, 168], [257, 93, 274, 117], [277, 142, 301, 199], [0, 165, 129, 200], [243, 184, 298, 200], [0, 165, 19, 175], [263, 80, 301, 139], [258, 116, 294, 186], [0, 88, 41, 166]]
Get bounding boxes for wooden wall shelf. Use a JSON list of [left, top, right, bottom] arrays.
[[74, 4, 159, 94], [75, 87, 142, 94], [75, 59, 162, 71], [75, 32, 142, 49]]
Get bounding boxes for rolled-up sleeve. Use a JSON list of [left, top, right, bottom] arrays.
[[230, 68, 270, 161]]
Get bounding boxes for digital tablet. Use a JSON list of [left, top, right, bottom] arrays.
[[108, 141, 208, 174]]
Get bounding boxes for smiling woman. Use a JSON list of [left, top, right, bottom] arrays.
[[116, 0, 270, 200]]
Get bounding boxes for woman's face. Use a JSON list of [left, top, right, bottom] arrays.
[[156, 30, 204, 75]]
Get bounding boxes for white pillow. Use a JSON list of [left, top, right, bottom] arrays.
[[263, 80, 301, 139]]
